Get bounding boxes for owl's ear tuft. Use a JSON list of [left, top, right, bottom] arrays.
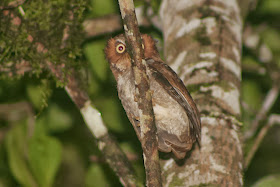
[[142, 34, 160, 60]]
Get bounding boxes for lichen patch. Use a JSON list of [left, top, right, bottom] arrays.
[[200, 84, 241, 115], [170, 51, 187, 73], [220, 57, 241, 80], [199, 52, 217, 59]]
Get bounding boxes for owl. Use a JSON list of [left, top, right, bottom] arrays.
[[105, 34, 201, 159]]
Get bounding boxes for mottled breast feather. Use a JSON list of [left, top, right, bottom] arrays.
[[105, 34, 201, 159]]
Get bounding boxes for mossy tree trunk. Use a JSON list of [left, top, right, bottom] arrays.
[[159, 0, 244, 186]]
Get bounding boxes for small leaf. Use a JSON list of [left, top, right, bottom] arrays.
[[94, 97, 127, 133], [34, 103, 73, 135], [90, 0, 118, 17], [243, 56, 262, 68], [5, 121, 37, 187], [47, 104, 72, 133], [242, 80, 263, 110], [26, 80, 52, 110], [262, 28, 280, 53], [28, 135, 62, 187], [260, 0, 280, 14], [253, 174, 280, 187], [85, 163, 120, 187], [84, 40, 108, 82], [54, 145, 86, 186], [85, 164, 109, 187]]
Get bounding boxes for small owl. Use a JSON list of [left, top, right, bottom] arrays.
[[105, 34, 201, 159]]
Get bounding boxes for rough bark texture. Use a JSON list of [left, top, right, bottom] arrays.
[[98, 135, 143, 187], [159, 0, 243, 186], [118, 0, 162, 186]]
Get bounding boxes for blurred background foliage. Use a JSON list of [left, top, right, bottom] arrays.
[[0, 0, 279, 186]]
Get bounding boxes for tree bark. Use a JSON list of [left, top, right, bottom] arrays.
[[118, 1, 162, 186], [159, 0, 243, 186]]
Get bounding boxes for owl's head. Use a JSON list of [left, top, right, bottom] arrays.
[[105, 34, 160, 71]]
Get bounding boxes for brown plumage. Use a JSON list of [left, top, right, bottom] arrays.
[[105, 34, 201, 159]]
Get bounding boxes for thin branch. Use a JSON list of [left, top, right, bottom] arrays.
[[243, 24, 280, 161], [243, 24, 280, 140], [0, 101, 35, 142], [241, 63, 266, 75], [90, 152, 139, 163], [47, 62, 142, 187], [0, 60, 37, 77], [238, 0, 258, 19], [1, 10, 141, 187], [241, 101, 257, 115], [243, 24, 275, 64], [244, 83, 280, 140], [83, 6, 160, 38], [118, 0, 162, 186], [245, 114, 280, 169], [0, 101, 33, 121], [83, 15, 122, 38], [0, 0, 26, 10]]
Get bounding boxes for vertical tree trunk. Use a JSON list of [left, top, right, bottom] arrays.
[[159, 0, 243, 186]]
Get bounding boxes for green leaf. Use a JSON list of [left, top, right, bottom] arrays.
[[242, 80, 263, 110], [34, 103, 73, 135], [260, 0, 280, 14], [90, 0, 118, 17], [5, 121, 37, 187], [94, 97, 127, 133], [26, 84, 42, 109], [85, 164, 108, 187], [26, 80, 52, 110], [84, 40, 109, 82], [47, 104, 72, 133], [262, 28, 280, 53], [54, 145, 86, 186], [0, 143, 16, 186], [28, 135, 62, 187], [243, 56, 262, 67], [253, 174, 280, 187]]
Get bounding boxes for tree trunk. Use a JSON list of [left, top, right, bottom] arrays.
[[159, 0, 243, 186]]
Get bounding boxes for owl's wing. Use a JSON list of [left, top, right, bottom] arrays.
[[146, 58, 201, 143]]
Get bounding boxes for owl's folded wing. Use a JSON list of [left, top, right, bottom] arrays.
[[146, 58, 201, 144]]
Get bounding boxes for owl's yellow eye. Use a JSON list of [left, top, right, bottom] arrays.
[[116, 43, 125, 54]]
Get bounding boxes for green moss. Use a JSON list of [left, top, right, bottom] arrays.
[[198, 3, 220, 20], [186, 84, 202, 94], [168, 174, 185, 186], [0, 0, 88, 84], [187, 82, 213, 93], [194, 25, 211, 46], [216, 80, 235, 92], [198, 4, 213, 19]]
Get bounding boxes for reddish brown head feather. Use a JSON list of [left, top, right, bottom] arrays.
[[142, 34, 161, 60], [105, 38, 120, 64]]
